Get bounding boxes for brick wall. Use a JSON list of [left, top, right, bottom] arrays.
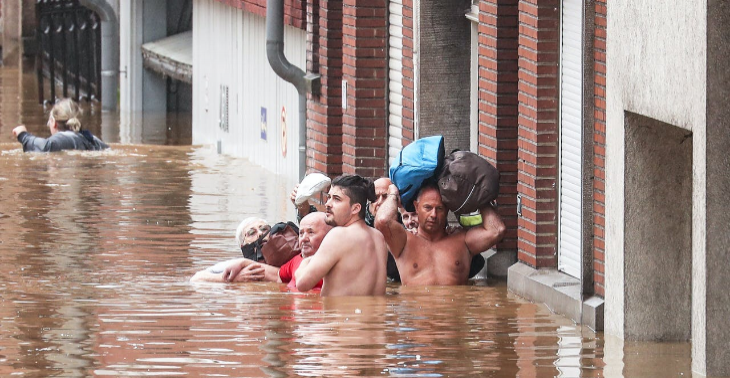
[[516, 0, 559, 268], [306, 0, 344, 176], [341, 0, 388, 177], [478, 0, 519, 259], [214, 0, 306, 29], [593, 0, 607, 297]]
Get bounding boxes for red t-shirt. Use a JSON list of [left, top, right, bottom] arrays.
[[279, 254, 323, 291]]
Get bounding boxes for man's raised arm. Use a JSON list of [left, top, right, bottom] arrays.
[[464, 204, 506, 257], [374, 184, 408, 258]]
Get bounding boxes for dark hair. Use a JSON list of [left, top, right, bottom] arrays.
[[416, 180, 440, 202], [331, 174, 375, 219]]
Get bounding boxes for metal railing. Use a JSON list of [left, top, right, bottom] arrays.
[[36, 0, 101, 105]]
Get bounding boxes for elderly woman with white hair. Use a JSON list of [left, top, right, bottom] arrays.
[[190, 217, 270, 283], [235, 217, 271, 258]]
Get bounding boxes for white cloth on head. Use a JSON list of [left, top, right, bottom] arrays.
[[295, 173, 331, 205]]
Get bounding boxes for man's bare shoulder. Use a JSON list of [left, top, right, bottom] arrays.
[[321, 226, 350, 245], [367, 225, 386, 241]]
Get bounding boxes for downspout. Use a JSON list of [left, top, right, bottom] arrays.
[[266, 0, 313, 181]]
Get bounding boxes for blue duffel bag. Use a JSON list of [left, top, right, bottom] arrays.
[[389, 135, 445, 212]]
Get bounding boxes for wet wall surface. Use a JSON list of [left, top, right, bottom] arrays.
[[0, 60, 704, 377]]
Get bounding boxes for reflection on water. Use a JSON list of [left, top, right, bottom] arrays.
[[0, 59, 702, 378], [0, 141, 698, 378]]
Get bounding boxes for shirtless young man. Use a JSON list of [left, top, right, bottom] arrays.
[[295, 175, 389, 296], [375, 182, 506, 285]]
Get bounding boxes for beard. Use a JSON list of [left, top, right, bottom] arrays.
[[324, 212, 337, 226]]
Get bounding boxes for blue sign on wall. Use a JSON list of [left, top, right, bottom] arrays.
[[260, 107, 267, 140]]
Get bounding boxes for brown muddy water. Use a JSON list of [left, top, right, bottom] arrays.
[[0, 61, 700, 377]]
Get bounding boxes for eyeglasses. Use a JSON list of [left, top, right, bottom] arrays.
[[245, 224, 271, 238]]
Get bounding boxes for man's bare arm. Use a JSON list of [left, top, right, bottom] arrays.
[[464, 205, 506, 256], [295, 228, 343, 291], [224, 258, 281, 283], [374, 184, 408, 258]]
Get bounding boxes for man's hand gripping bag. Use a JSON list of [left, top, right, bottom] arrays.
[[437, 150, 500, 216]]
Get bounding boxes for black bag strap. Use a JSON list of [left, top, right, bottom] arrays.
[[269, 221, 299, 235]]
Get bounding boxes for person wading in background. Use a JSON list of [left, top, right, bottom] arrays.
[[12, 98, 109, 152]]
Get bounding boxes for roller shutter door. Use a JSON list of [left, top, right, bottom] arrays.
[[558, 0, 583, 279], [388, 0, 404, 165]]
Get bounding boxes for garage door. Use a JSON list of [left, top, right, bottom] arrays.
[[388, 0, 404, 165], [558, 0, 583, 279]]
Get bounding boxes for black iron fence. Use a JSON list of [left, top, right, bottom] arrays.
[[35, 0, 101, 105]]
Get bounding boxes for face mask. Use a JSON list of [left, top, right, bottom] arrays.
[[240, 228, 272, 261]]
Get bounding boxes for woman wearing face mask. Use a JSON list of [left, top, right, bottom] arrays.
[[190, 217, 270, 283], [235, 217, 271, 261], [12, 98, 109, 152]]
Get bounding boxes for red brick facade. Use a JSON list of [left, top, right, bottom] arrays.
[[593, 0, 607, 297], [215, 0, 306, 28], [516, 0, 559, 268], [340, 0, 388, 177], [400, 0, 415, 145], [306, 0, 344, 176], [478, 0, 520, 259]]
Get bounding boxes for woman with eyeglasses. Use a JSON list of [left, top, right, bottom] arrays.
[[190, 217, 271, 283], [235, 217, 271, 253]]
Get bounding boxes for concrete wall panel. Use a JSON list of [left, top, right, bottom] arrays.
[[417, 0, 471, 153], [623, 112, 692, 341], [705, 1, 730, 374], [605, 0, 706, 339]]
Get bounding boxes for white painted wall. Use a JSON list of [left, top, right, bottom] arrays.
[[192, 0, 305, 182], [605, 0, 706, 368]]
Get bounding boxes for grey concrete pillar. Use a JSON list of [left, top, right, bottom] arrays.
[[100, 19, 119, 111], [2, 0, 21, 60], [704, 1, 730, 375], [623, 112, 692, 341], [120, 0, 166, 113], [140, 0, 167, 112], [79, 0, 120, 111]]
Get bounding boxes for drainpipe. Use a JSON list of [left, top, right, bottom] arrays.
[[266, 0, 319, 181]]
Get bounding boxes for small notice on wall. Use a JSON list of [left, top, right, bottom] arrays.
[[260, 107, 267, 140], [281, 107, 287, 157]]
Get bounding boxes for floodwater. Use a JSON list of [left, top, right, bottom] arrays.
[[0, 60, 701, 377]]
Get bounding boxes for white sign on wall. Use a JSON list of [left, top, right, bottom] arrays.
[[342, 80, 347, 110]]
